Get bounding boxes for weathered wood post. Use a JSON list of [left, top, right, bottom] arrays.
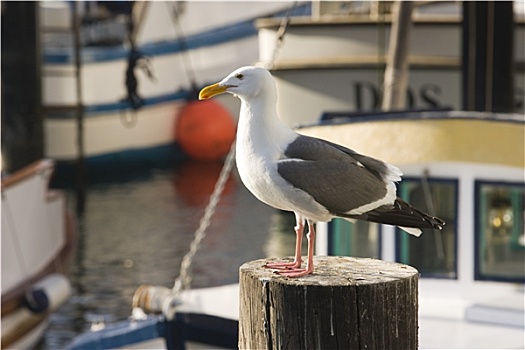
[[239, 256, 418, 349]]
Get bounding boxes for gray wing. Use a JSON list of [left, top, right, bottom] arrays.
[[283, 135, 400, 182], [277, 135, 392, 213]]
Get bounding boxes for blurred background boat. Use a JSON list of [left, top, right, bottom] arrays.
[[1, 160, 75, 349], [40, 1, 309, 164], [300, 110, 524, 348]]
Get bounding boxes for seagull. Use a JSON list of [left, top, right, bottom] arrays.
[[199, 66, 445, 277]]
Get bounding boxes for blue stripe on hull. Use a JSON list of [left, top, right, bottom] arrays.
[[52, 143, 187, 187], [46, 90, 191, 118], [44, 4, 311, 64]]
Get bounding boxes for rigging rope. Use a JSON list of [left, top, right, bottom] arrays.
[[269, 1, 298, 69], [166, 2, 198, 92], [120, 5, 156, 126]]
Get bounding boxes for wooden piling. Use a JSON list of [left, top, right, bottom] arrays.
[[239, 256, 418, 350]]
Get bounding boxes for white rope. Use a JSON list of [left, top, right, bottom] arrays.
[[172, 143, 236, 296]]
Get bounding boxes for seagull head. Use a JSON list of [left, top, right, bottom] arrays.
[[199, 66, 275, 101]]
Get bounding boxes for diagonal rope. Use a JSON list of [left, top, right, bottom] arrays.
[[172, 143, 236, 296]]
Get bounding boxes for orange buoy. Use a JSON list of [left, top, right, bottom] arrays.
[[176, 99, 236, 161]]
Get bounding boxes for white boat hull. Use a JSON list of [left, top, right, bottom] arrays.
[[41, 1, 305, 161], [256, 15, 524, 126], [44, 101, 185, 161], [1, 160, 75, 349]]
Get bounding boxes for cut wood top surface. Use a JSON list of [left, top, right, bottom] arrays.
[[240, 256, 418, 286]]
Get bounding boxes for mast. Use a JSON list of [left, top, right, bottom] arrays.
[[71, 2, 87, 216], [382, 1, 414, 111], [1, 2, 43, 172]]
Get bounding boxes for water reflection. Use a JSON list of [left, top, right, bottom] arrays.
[[264, 211, 308, 259], [173, 161, 236, 207], [39, 159, 296, 349]]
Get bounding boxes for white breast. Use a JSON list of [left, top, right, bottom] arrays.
[[234, 91, 331, 222], [235, 140, 288, 211]]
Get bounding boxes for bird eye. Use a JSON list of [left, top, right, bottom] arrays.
[[236, 73, 244, 80]]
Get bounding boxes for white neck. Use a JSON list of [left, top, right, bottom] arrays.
[[236, 92, 296, 160]]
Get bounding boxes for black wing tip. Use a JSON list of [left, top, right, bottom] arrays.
[[335, 199, 446, 231], [397, 198, 446, 230], [427, 216, 446, 230]]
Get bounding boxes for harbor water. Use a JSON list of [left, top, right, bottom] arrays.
[[37, 159, 298, 349]]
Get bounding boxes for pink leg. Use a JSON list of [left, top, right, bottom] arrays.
[[275, 220, 316, 277], [265, 213, 304, 270]]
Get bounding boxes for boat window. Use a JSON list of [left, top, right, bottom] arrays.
[[396, 178, 458, 278], [475, 181, 525, 282], [329, 220, 380, 258]]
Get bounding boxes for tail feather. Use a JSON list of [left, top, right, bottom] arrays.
[[336, 197, 445, 235], [399, 226, 423, 237]]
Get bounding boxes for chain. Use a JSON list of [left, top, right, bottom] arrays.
[[172, 142, 236, 296]]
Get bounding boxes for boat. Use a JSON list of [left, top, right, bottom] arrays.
[[41, 1, 310, 164], [67, 284, 240, 350], [1, 159, 76, 349], [64, 2, 524, 348], [300, 110, 525, 348], [255, 1, 524, 125]]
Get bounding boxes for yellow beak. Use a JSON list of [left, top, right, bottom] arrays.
[[199, 83, 229, 100]]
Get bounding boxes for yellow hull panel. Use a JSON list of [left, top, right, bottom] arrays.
[[300, 118, 524, 168]]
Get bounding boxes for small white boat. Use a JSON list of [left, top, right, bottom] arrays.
[[1, 159, 76, 349]]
